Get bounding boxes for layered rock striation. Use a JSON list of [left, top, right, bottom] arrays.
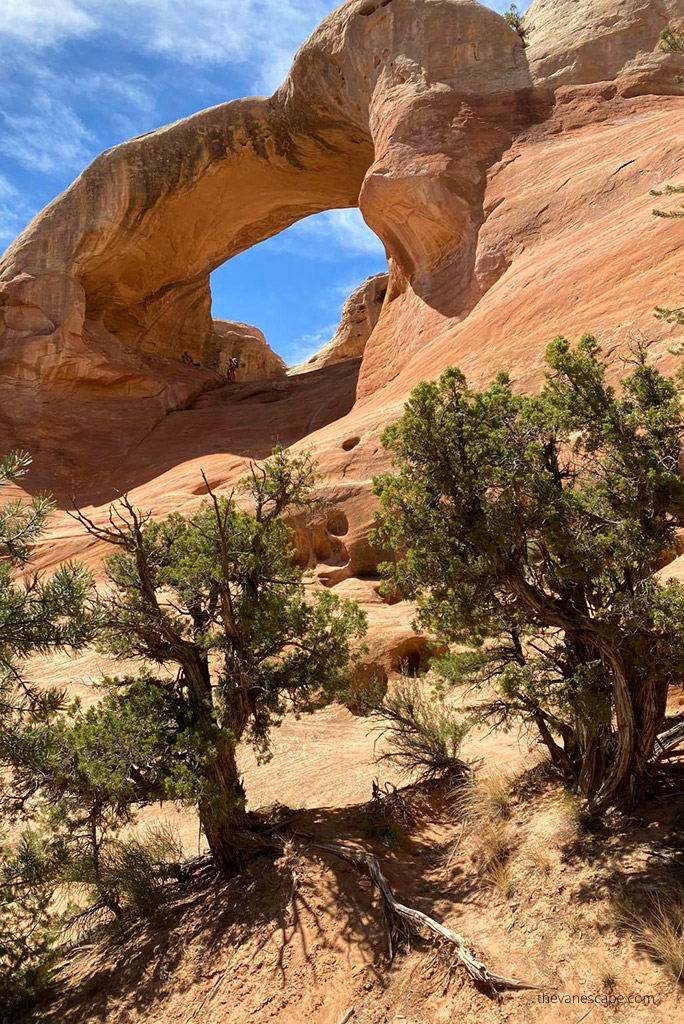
[[0, 0, 682, 501]]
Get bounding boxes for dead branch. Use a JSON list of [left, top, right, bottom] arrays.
[[300, 836, 541, 994]]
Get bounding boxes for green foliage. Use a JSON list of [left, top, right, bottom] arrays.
[[504, 3, 527, 43], [651, 183, 684, 325], [70, 447, 366, 869], [62, 823, 183, 919], [0, 830, 68, 1015], [0, 451, 95, 719], [374, 338, 684, 811], [651, 26, 684, 325], [660, 25, 684, 54], [0, 451, 100, 1011]]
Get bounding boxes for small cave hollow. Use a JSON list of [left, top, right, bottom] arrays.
[[327, 511, 349, 536], [391, 638, 433, 677], [192, 479, 220, 496], [342, 436, 361, 451]]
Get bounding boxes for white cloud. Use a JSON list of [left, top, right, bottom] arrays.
[[0, 94, 96, 174], [0, 0, 96, 48], [0, 1, 334, 93], [0, 173, 35, 244], [277, 208, 386, 260], [288, 321, 339, 365]]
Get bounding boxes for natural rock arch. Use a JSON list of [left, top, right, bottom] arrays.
[[0, 0, 681, 480]]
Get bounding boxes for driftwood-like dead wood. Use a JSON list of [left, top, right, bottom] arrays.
[[303, 837, 541, 994]]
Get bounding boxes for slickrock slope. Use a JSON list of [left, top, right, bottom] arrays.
[[1, 0, 682, 491], [2, 5, 684, 1020]]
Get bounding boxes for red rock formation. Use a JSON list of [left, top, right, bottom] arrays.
[[293, 273, 388, 373], [2, 0, 683, 885], [207, 320, 286, 380], [0, 0, 682, 559]]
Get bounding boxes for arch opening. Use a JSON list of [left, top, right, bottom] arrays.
[[207, 208, 386, 374]]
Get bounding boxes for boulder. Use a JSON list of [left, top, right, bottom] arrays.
[[206, 320, 286, 380]]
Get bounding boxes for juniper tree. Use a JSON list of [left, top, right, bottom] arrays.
[[0, 451, 93, 720], [0, 451, 95, 1011], [2, 676, 184, 921], [72, 449, 366, 873], [374, 337, 684, 813], [504, 3, 526, 44]]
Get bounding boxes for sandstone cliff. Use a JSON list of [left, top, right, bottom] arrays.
[[294, 273, 389, 373], [3, 7, 684, 1019], [0, 0, 682, 605], [1, 0, 682, 499]]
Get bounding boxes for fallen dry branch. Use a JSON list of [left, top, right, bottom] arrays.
[[300, 836, 540, 994]]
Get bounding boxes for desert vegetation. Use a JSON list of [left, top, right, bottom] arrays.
[[0, 448, 366, 1011], [4, 340, 684, 1016], [374, 337, 684, 811], [1, 6, 684, 1018]]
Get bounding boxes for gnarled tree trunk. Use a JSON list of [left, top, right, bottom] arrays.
[[198, 735, 250, 874]]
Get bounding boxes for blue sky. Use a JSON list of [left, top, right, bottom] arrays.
[[0, 0, 517, 365]]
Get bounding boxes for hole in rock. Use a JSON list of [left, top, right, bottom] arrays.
[[209, 209, 386, 370], [400, 649, 423, 676], [327, 511, 349, 536], [391, 638, 434, 677], [342, 436, 361, 451]]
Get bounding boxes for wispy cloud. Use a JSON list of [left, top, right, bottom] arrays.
[[0, 1, 334, 94], [0, 173, 35, 244], [288, 321, 339, 365], [1, 0, 96, 48], [275, 208, 386, 261], [0, 94, 96, 174]]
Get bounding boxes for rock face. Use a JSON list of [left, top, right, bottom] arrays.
[[205, 320, 286, 380], [1, 0, 683, 888], [0, 0, 682, 523], [2, 0, 682, 484], [295, 273, 389, 372]]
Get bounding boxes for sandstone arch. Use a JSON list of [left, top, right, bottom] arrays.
[[0, 0, 681, 491]]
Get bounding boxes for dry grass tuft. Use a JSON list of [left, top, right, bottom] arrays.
[[456, 769, 514, 825], [611, 890, 684, 983], [485, 856, 517, 899], [521, 844, 553, 879], [526, 790, 591, 851]]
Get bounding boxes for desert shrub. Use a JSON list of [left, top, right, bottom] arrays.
[[374, 337, 684, 813], [0, 831, 68, 1016], [344, 664, 387, 716], [363, 782, 407, 848], [504, 3, 526, 43], [371, 675, 471, 785], [67, 824, 183, 919]]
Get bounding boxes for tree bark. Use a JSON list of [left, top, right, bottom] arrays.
[[197, 734, 250, 874], [589, 656, 668, 813]]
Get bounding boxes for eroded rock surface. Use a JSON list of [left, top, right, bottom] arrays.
[[0, 0, 683, 657], [206, 320, 286, 380], [2, 0, 682, 485], [294, 273, 389, 373]]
